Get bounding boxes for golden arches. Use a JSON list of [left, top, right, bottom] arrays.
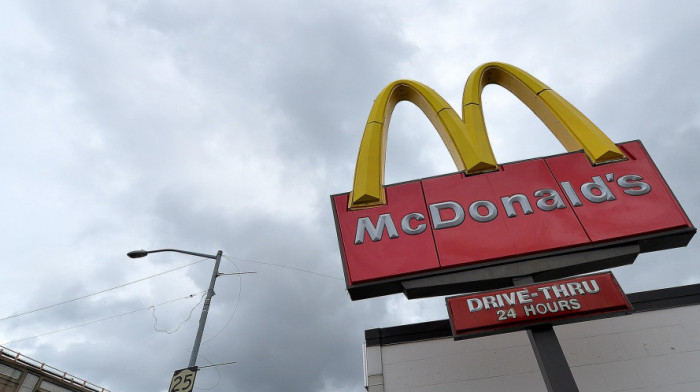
[[349, 63, 625, 210]]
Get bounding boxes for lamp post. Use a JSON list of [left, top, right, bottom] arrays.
[[127, 248, 223, 368]]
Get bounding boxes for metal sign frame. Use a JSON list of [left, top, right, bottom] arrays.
[[332, 62, 695, 301]]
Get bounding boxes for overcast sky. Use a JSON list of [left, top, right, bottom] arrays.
[[1, 1, 699, 391]]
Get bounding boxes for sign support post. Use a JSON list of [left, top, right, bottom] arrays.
[[527, 325, 579, 392], [513, 276, 579, 392]]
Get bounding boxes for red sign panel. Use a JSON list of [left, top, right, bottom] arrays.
[[446, 272, 632, 339], [332, 141, 694, 299]]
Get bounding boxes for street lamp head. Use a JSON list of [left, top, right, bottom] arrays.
[[127, 250, 149, 258]]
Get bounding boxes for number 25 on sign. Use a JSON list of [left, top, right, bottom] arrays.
[[169, 367, 197, 392]]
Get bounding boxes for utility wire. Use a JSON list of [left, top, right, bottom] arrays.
[[224, 255, 342, 280], [199, 255, 340, 348], [198, 361, 237, 369], [194, 354, 222, 391], [0, 258, 207, 322], [2, 291, 206, 345], [201, 258, 244, 345], [151, 292, 206, 334]]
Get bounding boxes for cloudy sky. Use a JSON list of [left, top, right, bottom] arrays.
[[1, 1, 699, 391]]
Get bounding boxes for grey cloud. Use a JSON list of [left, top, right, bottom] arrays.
[[2, 2, 700, 392]]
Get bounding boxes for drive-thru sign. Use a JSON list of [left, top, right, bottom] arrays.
[[331, 62, 694, 300], [446, 272, 632, 339]]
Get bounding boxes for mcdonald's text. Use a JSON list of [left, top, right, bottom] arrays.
[[446, 272, 632, 339], [354, 173, 650, 244]]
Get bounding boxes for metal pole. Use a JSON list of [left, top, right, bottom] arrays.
[[188, 250, 223, 367], [527, 325, 580, 392], [513, 276, 579, 392]]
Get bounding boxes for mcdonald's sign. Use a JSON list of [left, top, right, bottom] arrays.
[[331, 62, 695, 300]]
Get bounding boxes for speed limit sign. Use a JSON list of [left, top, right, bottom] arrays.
[[168, 367, 198, 392]]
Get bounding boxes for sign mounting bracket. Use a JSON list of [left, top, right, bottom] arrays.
[[402, 244, 640, 299]]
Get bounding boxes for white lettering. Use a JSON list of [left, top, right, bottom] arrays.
[[570, 298, 581, 310], [551, 284, 570, 299], [560, 181, 583, 207], [500, 194, 534, 218], [538, 287, 552, 300], [483, 296, 498, 310], [429, 201, 465, 230], [567, 282, 585, 295], [581, 176, 616, 203], [400, 213, 427, 235], [468, 200, 498, 223], [355, 214, 399, 244], [467, 298, 483, 312], [522, 299, 583, 317], [534, 189, 567, 211], [516, 289, 532, 304], [582, 279, 600, 294], [617, 174, 651, 196], [501, 292, 517, 306], [496, 294, 504, 308], [352, 172, 653, 244], [523, 304, 536, 317]]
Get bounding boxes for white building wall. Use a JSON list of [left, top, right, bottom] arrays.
[[367, 304, 700, 392]]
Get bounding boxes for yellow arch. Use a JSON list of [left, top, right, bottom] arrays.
[[462, 62, 624, 164], [349, 63, 625, 210], [350, 80, 498, 209]]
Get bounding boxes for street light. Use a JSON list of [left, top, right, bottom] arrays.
[[127, 248, 223, 368]]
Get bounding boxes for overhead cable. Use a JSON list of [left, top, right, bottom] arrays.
[[0, 258, 207, 322], [224, 255, 342, 280], [201, 257, 244, 345], [151, 292, 207, 334], [2, 291, 206, 345], [194, 354, 222, 390]]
